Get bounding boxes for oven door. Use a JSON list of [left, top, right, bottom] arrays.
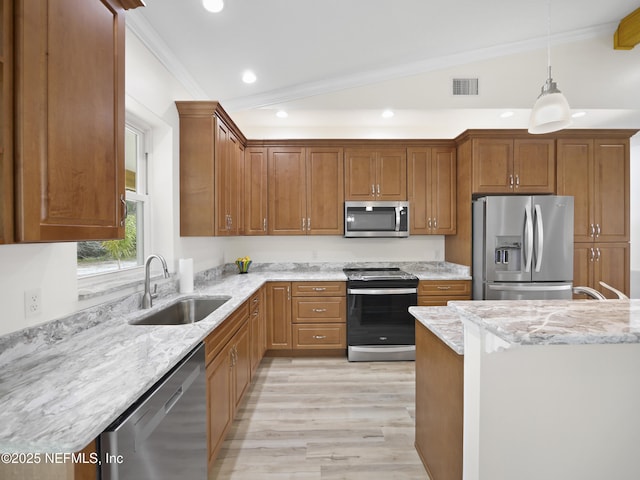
[[346, 287, 417, 345]]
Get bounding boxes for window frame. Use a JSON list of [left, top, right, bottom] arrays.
[[77, 115, 152, 290]]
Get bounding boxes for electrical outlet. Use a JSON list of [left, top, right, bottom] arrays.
[[24, 288, 42, 318]]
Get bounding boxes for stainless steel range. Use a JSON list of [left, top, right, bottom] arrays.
[[344, 267, 419, 361]]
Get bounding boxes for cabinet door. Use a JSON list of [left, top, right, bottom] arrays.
[[471, 138, 513, 193], [377, 149, 407, 200], [268, 147, 306, 234], [594, 243, 629, 298], [344, 149, 376, 200], [266, 282, 292, 349], [231, 322, 251, 412], [244, 147, 268, 235], [556, 139, 595, 242], [214, 119, 231, 235], [594, 140, 629, 242], [0, 0, 13, 244], [513, 139, 555, 193], [206, 345, 232, 466], [230, 133, 244, 235], [407, 148, 431, 234], [306, 147, 344, 234], [431, 147, 456, 234], [15, 0, 126, 241]]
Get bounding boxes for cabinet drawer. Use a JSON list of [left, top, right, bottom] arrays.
[[417, 297, 470, 307], [292, 297, 346, 323], [418, 280, 471, 297], [205, 300, 249, 365], [292, 324, 346, 349], [291, 281, 346, 297]]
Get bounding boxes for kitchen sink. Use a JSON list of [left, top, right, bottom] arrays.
[[131, 296, 231, 326]]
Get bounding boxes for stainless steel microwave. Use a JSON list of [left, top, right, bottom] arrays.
[[344, 201, 409, 237]]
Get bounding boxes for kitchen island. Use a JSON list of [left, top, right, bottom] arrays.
[[411, 299, 640, 480]]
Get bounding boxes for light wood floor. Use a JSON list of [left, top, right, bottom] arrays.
[[210, 356, 429, 479]]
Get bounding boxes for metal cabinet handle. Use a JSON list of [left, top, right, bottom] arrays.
[[590, 224, 596, 238], [312, 287, 326, 291], [590, 247, 595, 262], [436, 286, 451, 290], [433, 218, 437, 229], [595, 248, 601, 261], [515, 175, 520, 188], [287, 286, 291, 300], [301, 217, 306, 231], [120, 194, 127, 227], [509, 174, 514, 188], [371, 184, 375, 196], [312, 335, 327, 340], [427, 218, 432, 229], [312, 308, 327, 313], [263, 218, 267, 231], [377, 184, 381, 195], [307, 217, 311, 231], [595, 224, 601, 238]]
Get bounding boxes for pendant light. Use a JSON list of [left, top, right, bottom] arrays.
[[528, 0, 572, 134]]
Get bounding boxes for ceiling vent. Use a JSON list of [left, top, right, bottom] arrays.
[[452, 78, 479, 96]]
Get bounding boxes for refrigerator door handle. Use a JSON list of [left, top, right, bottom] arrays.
[[524, 204, 533, 272], [534, 204, 544, 272]]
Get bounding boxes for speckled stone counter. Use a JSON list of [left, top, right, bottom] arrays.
[[0, 261, 468, 454], [409, 306, 464, 354], [449, 299, 640, 347]]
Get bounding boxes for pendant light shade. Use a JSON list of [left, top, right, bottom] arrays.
[[528, 0, 572, 134], [528, 67, 572, 134]]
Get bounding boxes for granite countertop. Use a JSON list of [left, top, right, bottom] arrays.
[[450, 299, 640, 347], [409, 306, 465, 354], [0, 261, 468, 454]]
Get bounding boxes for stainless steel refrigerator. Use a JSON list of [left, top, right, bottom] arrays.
[[472, 195, 574, 300]]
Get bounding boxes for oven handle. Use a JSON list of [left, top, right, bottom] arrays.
[[348, 288, 417, 295]]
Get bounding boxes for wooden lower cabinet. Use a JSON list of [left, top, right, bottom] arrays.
[[0, 441, 98, 480], [205, 299, 256, 469], [249, 287, 266, 377], [266, 281, 347, 354], [573, 242, 630, 299], [415, 320, 463, 480], [417, 280, 471, 306]]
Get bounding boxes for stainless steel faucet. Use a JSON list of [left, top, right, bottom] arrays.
[[142, 254, 170, 308]]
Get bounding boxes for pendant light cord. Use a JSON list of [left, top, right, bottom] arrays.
[[546, 0, 552, 78]]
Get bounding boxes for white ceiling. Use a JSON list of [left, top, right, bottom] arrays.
[[128, 0, 640, 140]]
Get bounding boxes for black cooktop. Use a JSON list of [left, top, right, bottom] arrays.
[[343, 267, 418, 287]]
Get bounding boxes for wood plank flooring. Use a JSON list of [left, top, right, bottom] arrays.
[[210, 357, 429, 479]]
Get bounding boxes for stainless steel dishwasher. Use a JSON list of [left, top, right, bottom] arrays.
[[100, 343, 206, 479]]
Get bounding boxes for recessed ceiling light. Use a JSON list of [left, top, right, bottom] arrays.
[[202, 0, 224, 13], [242, 70, 257, 84], [499, 111, 514, 118], [381, 109, 394, 118], [276, 110, 288, 118], [572, 111, 587, 118]]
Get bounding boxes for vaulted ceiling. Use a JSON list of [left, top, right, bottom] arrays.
[[128, 0, 640, 139]]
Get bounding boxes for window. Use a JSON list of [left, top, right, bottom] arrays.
[[77, 122, 150, 277]]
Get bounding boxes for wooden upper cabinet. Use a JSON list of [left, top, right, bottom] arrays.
[[408, 147, 456, 235], [472, 138, 554, 194], [557, 137, 629, 243], [267, 146, 344, 235], [267, 147, 306, 235], [345, 148, 406, 200], [244, 147, 268, 235], [12, 0, 142, 242], [306, 147, 344, 235], [0, 0, 13, 244], [215, 127, 244, 236], [176, 101, 246, 236]]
